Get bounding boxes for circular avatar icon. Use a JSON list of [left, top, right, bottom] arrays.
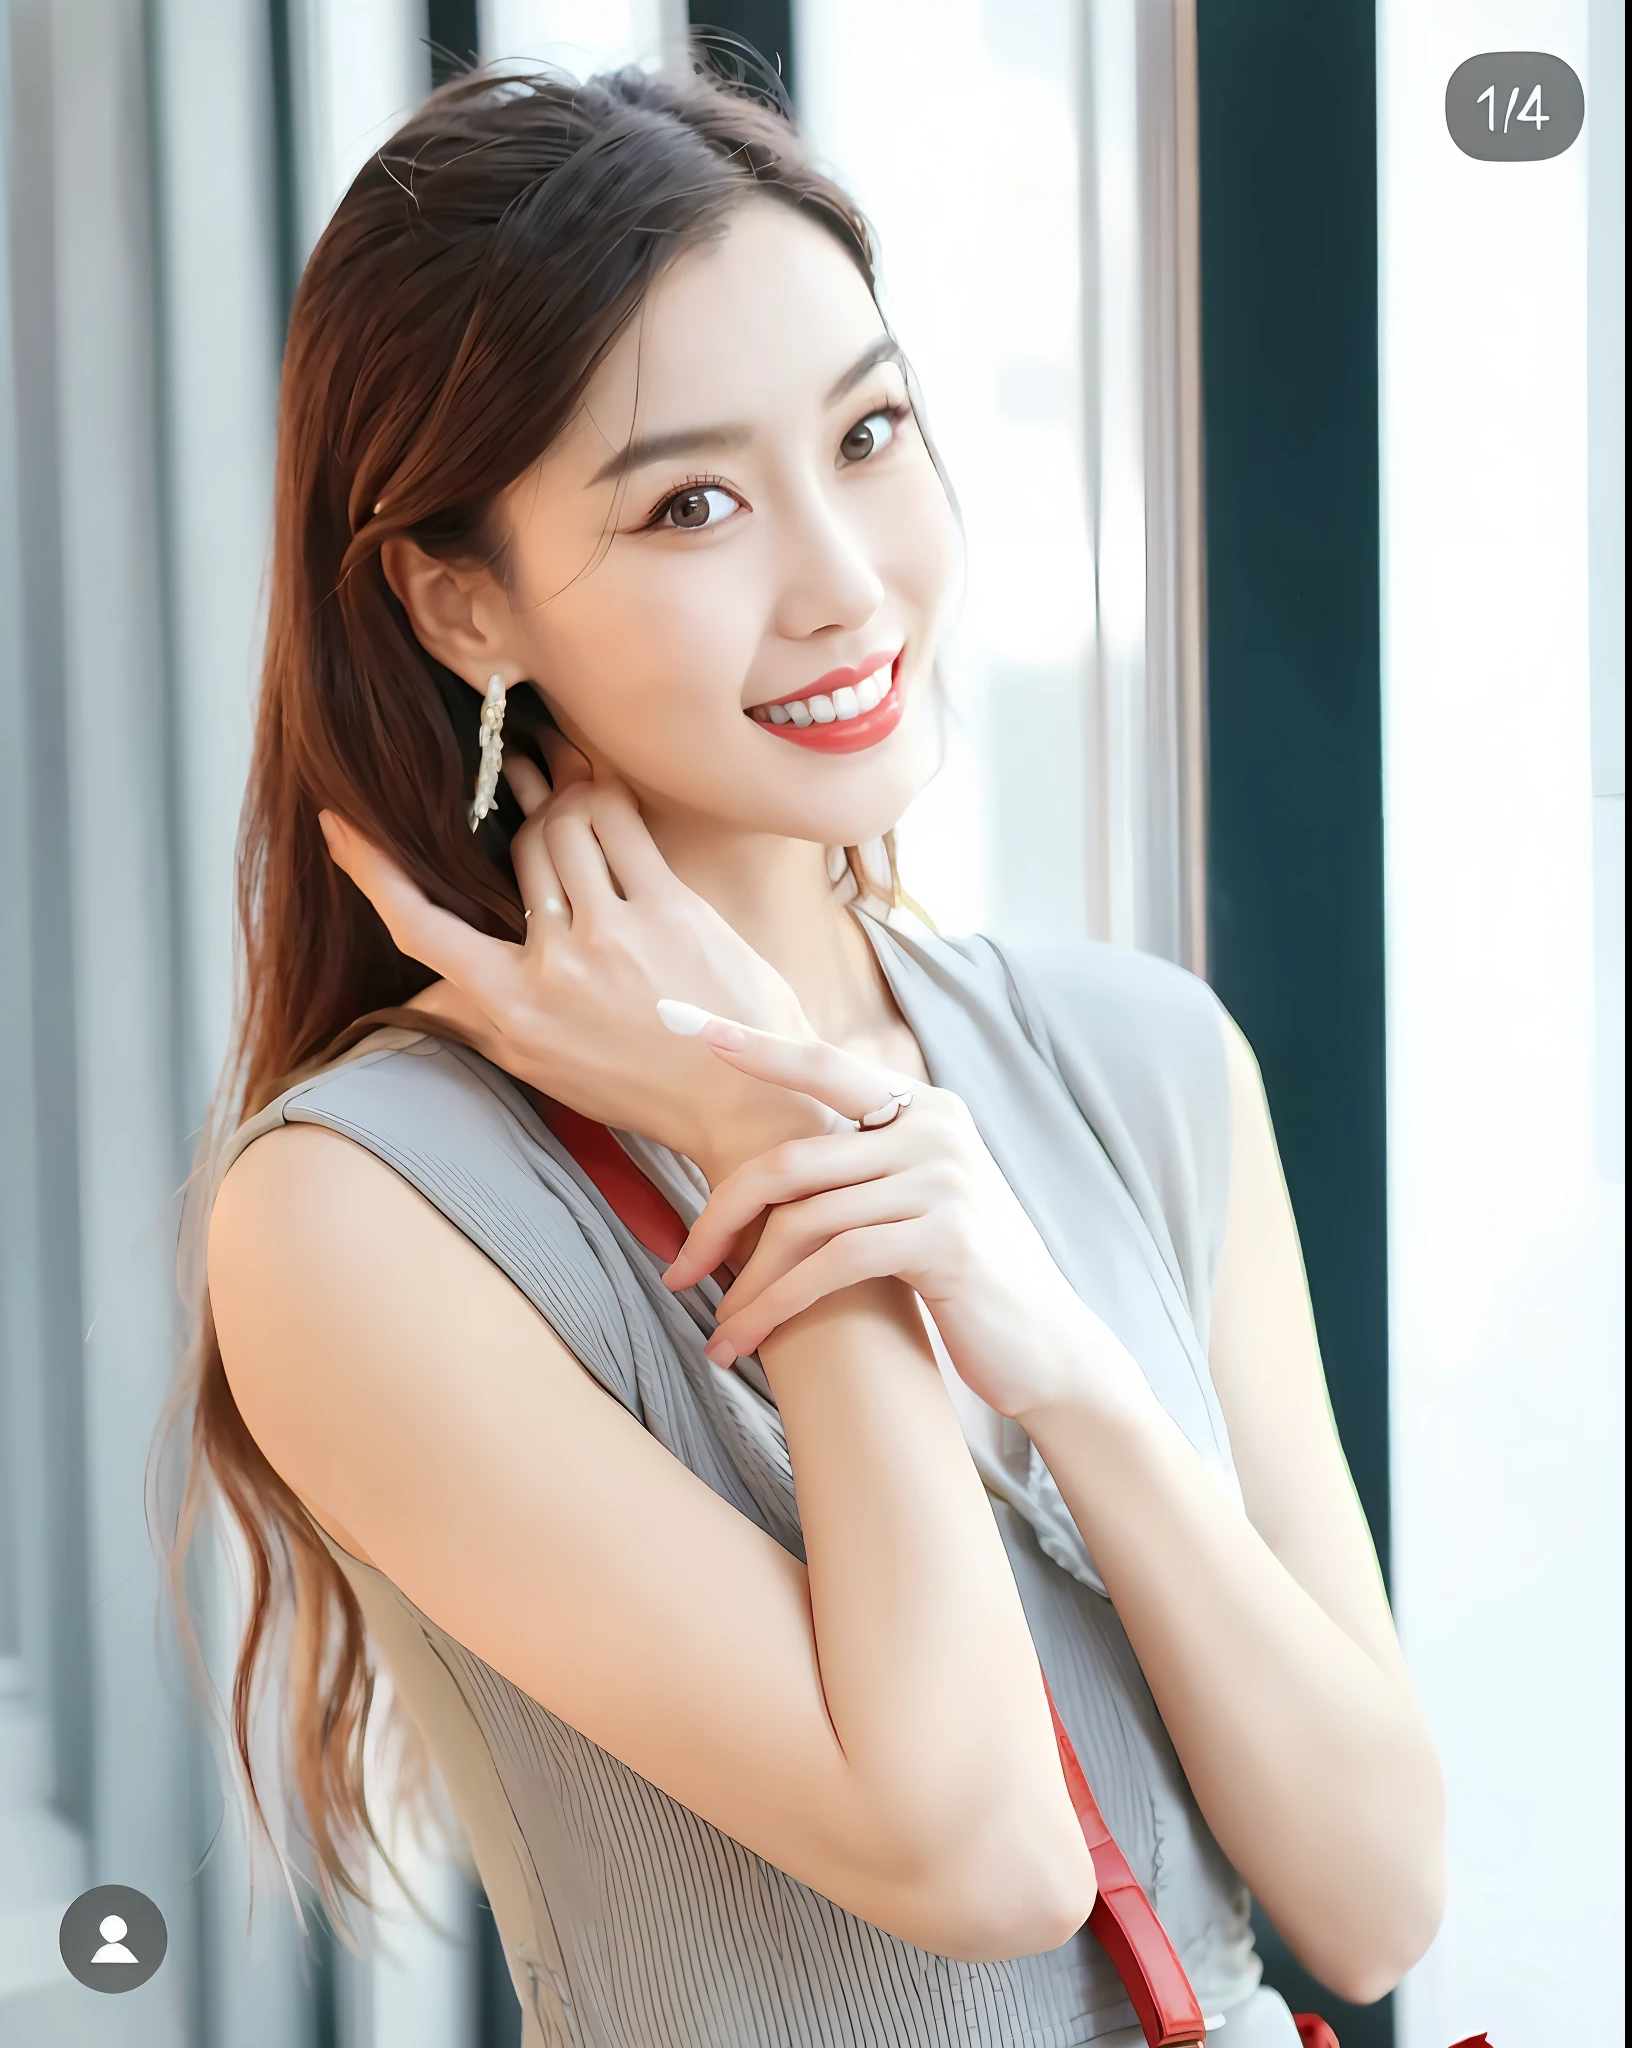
[[59, 1885, 168, 1992]]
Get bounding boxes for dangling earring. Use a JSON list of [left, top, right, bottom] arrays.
[[468, 674, 507, 830]]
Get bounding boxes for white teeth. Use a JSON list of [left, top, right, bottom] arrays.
[[755, 670, 894, 730]]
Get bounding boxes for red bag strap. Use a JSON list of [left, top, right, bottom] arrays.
[[535, 1094, 1208, 2048], [1042, 1672, 1206, 2046], [542, 1097, 690, 1261]]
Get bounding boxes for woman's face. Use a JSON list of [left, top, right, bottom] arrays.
[[490, 198, 963, 849]]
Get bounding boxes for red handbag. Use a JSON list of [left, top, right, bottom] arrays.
[[538, 1094, 1216, 2046]]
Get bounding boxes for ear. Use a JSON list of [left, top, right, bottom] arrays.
[[380, 537, 519, 693]]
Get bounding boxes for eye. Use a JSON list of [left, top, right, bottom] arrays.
[[657, 483, 741, 530], [840, 408, 900, 464]]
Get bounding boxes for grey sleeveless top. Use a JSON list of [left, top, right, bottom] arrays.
[[217, 913, 1301, 2048]]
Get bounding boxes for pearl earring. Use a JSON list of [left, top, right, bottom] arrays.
[[468, 674, 507, 830]]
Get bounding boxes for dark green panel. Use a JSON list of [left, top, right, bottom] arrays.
[[1197, 4, 1392, 2044], [476, 1889, 522, 2047], [688, 0, 797, 104], [427, 0, 480, 84]]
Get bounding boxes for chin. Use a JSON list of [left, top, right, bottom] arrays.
[[769, 708, 939, 846], [777, 769, 932, 853]]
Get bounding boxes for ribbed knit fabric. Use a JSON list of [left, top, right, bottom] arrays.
[[213, 912, 1302, 2048]]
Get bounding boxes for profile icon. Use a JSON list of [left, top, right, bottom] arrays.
[[59, 1885, 166, 1992], [91, 1913, 140, 1965]]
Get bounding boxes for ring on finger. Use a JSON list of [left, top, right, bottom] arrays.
[[857, 1085, 913, 1131]]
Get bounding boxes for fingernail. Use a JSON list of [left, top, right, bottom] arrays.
[[705, 1334, 736, 1367], [656, 999, 711, 1036], [708, 1021, 747, 1052]]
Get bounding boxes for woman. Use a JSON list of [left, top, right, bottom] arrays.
[[186, 60, 1444, 2048]]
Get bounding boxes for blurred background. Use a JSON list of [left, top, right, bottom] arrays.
[[0, 2, 1621, 2045]]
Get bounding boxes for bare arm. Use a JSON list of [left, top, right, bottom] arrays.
[[208, 1122, 1096, 1961], [1012, 1012, 1444, 1999]]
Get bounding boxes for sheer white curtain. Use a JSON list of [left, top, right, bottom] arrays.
[[796, 0, 1093, 944], [285, 0, 429, 248], [795, 0, 1204, 966]]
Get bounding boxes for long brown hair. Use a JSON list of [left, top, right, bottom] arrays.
[[163, 58, 890, 1931]]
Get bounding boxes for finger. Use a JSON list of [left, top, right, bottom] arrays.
[[663, 1131, 901, 1289], [320, 811, 518, 1001], [580, 783, 680, 900], [510, 819, 571, 936], [706, 1221, 925, 1365], [541, 798, 619, 915], [657, 1008, 916, 1125], [506, 779, 571, 931], [503, 752, 551, 818], [715, 1178, 925, 1322]]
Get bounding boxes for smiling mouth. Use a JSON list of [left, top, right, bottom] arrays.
[[746, 651, 905, 754]]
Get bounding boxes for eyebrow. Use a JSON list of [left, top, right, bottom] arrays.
[[587, 335, 906, 487]]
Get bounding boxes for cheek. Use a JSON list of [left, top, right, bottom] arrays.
[[528, 555, 762, 738], [890, 466, 963, 617]]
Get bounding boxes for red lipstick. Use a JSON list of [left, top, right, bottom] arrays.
[[746, 648, 905, 754]]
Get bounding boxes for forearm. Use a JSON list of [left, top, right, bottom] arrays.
[[1018, 1359, 1443, 1999], [759, 1278, 1095, 1939]]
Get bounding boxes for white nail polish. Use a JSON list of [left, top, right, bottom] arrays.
[[656, 999, 712, 1036]]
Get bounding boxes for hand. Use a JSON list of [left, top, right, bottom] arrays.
[[319, 747, 834, 1182], [659, 1017, 1145, 1420]]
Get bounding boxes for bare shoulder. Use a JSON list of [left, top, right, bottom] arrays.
[[208, 1123, 448, 1563], [210, 1117, 407, 1273], [208, 1122, 458, 1443]]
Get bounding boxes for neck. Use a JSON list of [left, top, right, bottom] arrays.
[[640, 805, 893, 1049]]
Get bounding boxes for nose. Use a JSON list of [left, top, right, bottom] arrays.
[[770, 469, 887, 644]]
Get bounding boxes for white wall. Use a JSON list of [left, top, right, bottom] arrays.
[[1378, 5, 1625, 2042]]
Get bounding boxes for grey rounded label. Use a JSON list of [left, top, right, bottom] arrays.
[[1446, 52, 1585, 162], [58, 1885, 168, 1992]]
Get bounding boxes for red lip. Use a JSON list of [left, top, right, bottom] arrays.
[[749, 655, 906, 754]]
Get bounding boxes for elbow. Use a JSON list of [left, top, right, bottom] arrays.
[[1282, 1729, 1448, 2004], [894, 1821, 1098, 1963], [1302, 1849, 1447, 2006]]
